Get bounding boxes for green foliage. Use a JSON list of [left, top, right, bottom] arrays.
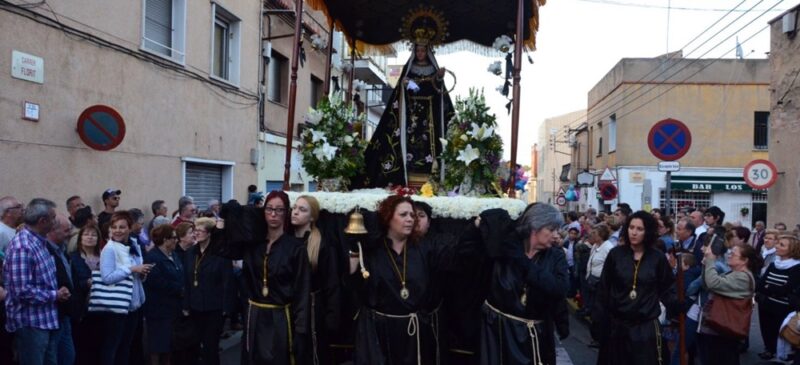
[[299, 92, 367, 187], [439, 88, 504, 195]]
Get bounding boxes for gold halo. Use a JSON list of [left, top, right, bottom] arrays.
[[399, 5, 449, 47]]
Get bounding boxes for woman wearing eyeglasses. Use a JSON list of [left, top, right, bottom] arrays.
[[143, 224, 184, 365], [182, 217, 232, 365], [291, 195, 340, 365], [212, 191, 311, 365]]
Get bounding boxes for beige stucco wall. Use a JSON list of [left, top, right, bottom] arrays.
[[0, 0, 261, 216], [767, 8, 800, 227], [587, 58, 770, 169], [257, 6, 331, 190]]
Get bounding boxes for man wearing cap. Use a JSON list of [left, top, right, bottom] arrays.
[[97, 189, 121, 235]]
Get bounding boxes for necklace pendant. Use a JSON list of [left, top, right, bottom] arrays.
[[400, 286, 410, 300], [520, 293, 528, 306], [261, 286, 269, 297], [193, 280, 199, 287], [629, 289, 638, 300]]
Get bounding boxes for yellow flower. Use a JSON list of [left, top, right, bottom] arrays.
[[420, 182, 434, 197]]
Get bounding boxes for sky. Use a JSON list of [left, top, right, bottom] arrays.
[[389, 0, 784, 166]]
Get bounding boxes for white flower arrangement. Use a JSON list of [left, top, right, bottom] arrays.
[[286, 191, 527, 219], [487, 61, 502, 75]]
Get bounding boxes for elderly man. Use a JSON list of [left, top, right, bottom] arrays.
[[171, 200, 196, 227], [3, 198, 71, 365], [610, 203, 632, 245], [0, 197, 24, 255], [45, 215, 76, 365], [751, 220, 766, 251], [64, 197, 85, 228], [689, 210, 706, 238]]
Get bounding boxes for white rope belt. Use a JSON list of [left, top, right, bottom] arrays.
[[484, 301, 544, 365], [371, 309, 422, 365]]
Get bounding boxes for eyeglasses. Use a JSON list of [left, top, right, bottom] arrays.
[[110, 196, 120, 201], [195, 229, 208, 234], [265, 207, 286, 215]]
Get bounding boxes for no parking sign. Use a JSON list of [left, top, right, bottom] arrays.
[[76, 105, 126, 151]]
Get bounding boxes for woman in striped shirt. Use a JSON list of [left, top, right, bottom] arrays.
[[756, 234, 800, 360]]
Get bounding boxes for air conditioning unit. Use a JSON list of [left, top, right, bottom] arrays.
[[784, 12, 797, 34]]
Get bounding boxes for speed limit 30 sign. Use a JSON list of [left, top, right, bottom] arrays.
[[743, 159, 778, 190]]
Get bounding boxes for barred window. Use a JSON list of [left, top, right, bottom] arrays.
[[754, 111, 769, 150], [659, 190, 711, 215]]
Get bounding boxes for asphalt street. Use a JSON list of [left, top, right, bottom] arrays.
[[219, 302, 786, 365]]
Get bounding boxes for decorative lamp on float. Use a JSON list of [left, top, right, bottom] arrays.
[[345, 206, 370, 279]]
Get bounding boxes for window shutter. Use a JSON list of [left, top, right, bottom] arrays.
[[145, 0, 172, 56], [185, 163, 222, 211]]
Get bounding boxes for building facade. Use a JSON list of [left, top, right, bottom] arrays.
[[767, 5, 800, 228], [1, 0, 262, 213], [536, 109, 586, 206], [256, 0, 391, 192], [571, 56, 770, 227]]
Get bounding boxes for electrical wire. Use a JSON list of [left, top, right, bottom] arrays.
[[574, 0, 786, 12], [552, 0, 778, 139]]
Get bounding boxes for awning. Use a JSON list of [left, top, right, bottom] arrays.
[[303, 0, 545, 55], [670, 175, 762, 193]]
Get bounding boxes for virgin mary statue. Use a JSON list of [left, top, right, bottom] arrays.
[[360, 25, 455, 188]]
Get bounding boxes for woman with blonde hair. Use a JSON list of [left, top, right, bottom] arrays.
[[291, 195, 340, 365]]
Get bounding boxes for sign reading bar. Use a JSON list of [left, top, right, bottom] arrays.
[[670, 175, 760, 192], [11, 50, 44, 84]]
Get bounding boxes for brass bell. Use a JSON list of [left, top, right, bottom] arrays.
[[345, 207, 368, 235]]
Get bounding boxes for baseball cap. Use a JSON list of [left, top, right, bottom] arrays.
[[102, 188, 122, 201]]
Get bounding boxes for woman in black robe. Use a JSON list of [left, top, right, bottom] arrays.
[[291, 195, 340, 365], [361, 44, 454, 188], [348, 195, 466, 365], [592, 211, 677, 365], [212, 191, 311, 365], [476, 203, 569, 365]]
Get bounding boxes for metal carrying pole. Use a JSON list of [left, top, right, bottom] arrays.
[[282, 0, 304, 190], [666, 171, 672, 217], [508, 0, 525, 198], [323, 22, 334, 96]]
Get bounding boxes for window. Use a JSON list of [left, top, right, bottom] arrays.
[[596, 122, 603, 157], [310, 75, 323, 108], [266, 180, 284, 192], [659, 190, 711, 215], [268, 52, 289, 103], [211, 4, 241, 84], [753, 111, 769, 150], [142, 0, 186, 63], [183, 158, 234, 209], [608, 114, 617, 152]]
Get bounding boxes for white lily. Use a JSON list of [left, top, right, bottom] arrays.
[[310, 130, 327, 143], [468, 122, 494, 141], [313, 142, 338, 161], [344, 135, 354, 145], [456, 144, 480, 166]]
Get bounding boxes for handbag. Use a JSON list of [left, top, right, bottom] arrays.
[[781, 312, 800, 348], [87, 270, 133, 314], [702, 273, 754, 339]]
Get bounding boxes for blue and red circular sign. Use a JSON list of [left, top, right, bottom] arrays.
[[76, 105, 126, 151], [647, 118, 691, 161], [599, 182, 618, 201]]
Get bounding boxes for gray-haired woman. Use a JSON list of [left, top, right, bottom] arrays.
[[477, 203, 568, 365]]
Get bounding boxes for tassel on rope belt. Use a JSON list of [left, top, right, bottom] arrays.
[[310, 290, 321, 365], [484, 301, 544, 365], [371, 308, 423, 365], [248, 300, 295, 365]]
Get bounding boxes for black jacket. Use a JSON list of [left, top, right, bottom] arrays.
[[183, 242, 233, 313], [46, 242, 79, 319], [144, 247, 185, 320]]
